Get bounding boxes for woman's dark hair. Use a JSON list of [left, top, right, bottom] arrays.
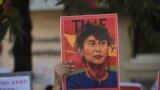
[[75, 23, 113, 49]]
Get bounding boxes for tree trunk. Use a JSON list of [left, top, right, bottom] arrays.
[[12, 0, 32, 72]]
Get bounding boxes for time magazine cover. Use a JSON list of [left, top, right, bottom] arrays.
[[60, 14, 120, 90]]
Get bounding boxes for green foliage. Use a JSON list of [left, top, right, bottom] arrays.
[[56, 0, 92, 15], [0, 16, 9, 41], [56, 0, 160, 55], [0, 0, 24, 42], [8, 5, 24, 42]]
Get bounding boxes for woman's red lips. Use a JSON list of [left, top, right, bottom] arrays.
[[94, 55, 103, 59]]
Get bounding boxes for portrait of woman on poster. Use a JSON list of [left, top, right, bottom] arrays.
[[65, 23, 118, 89]]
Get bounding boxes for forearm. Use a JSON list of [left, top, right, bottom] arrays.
[[52, 79, 61, 90], [52, 84, 61, 90]]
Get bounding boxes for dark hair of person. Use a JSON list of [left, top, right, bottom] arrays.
[[75, 23, 113, 49]]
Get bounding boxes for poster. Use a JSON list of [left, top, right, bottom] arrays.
[[0, 72, 32, 90], [61, 14, 120, 90]]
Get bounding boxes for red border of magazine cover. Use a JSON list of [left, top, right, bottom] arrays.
[[60, 14, 120, 90]]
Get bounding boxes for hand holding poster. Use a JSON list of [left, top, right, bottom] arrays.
[[61, 14, 120, 90]]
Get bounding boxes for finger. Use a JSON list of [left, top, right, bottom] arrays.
[[56, 61, 73, 69], [62, 61, 73, 65], [55, 67, 74, 74], [56, 62, 74, 70], [58, 69, 72, 75], [56, 68, 74, 76], [55, 64, 74, 72], [61, 64, 74, 69]]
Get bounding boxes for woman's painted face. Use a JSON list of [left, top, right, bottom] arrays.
[[80, 35, 109, 65]]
